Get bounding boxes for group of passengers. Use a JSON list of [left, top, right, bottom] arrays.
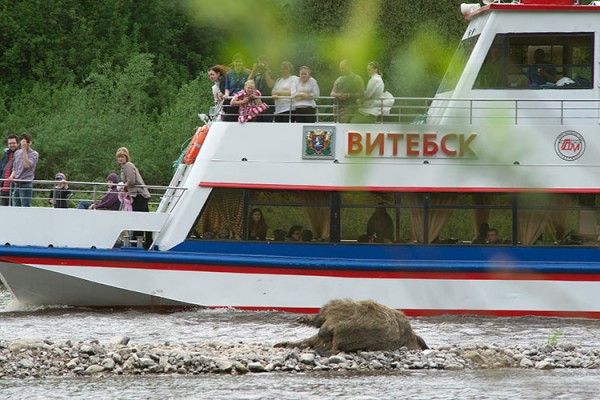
[[1, 133, 149, 218], [208, 54, 393, 123]]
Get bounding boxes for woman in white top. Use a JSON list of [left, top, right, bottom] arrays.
[[291, 66, 320, 123], [271, 61, 298, 122], [355, 61, 385, 123]]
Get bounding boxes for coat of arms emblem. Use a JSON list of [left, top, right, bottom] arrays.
[[303, 127, 335, 159]]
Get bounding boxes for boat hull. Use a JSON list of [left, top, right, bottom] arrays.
[[1, 243, 599, 317]]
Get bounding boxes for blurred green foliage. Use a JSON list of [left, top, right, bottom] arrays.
[[0, 0, 468, 184]]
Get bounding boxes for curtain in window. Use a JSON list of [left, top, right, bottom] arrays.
[[301, 192, 330, 240], [517, 209, 549, 245], [198, 189, 244, 239], [547, 194, 576, 242], [408, 193, 456, 243]]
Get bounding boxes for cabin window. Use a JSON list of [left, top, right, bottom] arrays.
[[188, 189, 600, 247], [246, 190, 330, 241], [474, 33, 593, 89], [437, 35, 479, 94]]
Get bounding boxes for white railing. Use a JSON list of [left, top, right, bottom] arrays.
[[0, 179, 186, 212], [209, 96, 600, 125]]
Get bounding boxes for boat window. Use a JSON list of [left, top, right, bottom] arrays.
[[437, 194, 513, 244], [474, 33, 593, 89], [190, 188, 245, 240], [189, 189, 600, 247], [246, 190, 330, 242], [437, 35, 479, 94], [340, 192, 412, 243]]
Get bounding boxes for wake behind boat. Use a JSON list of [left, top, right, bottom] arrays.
[[1, 0, 600, 317]]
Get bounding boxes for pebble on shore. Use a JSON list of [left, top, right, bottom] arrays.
[[0, 338, 598, 378]]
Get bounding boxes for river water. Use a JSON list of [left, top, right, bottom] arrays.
[[1, 287, 600, 399]]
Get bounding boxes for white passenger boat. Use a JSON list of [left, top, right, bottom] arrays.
[[2, 0, 600, 317]]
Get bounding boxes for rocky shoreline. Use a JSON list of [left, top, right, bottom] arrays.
[[1, 337, 599, 378]]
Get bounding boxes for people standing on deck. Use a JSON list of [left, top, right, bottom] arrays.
[[0, 134, 19, 206], [527, 49, 559, 86], [272, 61, 298, 122], [366, 206, 393, 243], [292, 66, 320, 123], [208, 65, 228, 104], [248, 56, 275, 121], [223, 54, 250, 121], [230, 80, 268, 123], [116, 147, 151, 248], [248, 208, 268, 240], [49, 172, 71, 208], [354, 61, 385, 123], [330, 60, 365, 123], [77, 172, 121, 210], [9, 132, 39, 207]]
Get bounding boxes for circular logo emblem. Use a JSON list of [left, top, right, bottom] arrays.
[[555, 130, 585, 161]]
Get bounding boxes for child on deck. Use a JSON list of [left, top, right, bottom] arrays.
[[50, 172, 71, 208]]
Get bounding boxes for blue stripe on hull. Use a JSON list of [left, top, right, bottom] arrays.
[[0, 241, 600, 274]]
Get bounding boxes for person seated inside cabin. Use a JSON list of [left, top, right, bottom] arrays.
[[357, 233, 375, 243], [286, 225, 303, 242], [366, 205, 394, 243], [486, 228, 501, 245], [302, 229, 314, 242], [248, 208, 268, 240], [77, 173, 121, 210], [217, 228, 232, 240], [49, 172, 71, 208], [527, 49, 559, 86], [272, 229, 286, 241], [472, 222, 489, 244], [202, 231, 215, 240]]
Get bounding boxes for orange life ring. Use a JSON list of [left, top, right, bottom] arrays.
[[183, 125, 209, 164]]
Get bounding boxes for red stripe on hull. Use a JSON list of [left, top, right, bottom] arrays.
[[220, 306, 600, 318], [199, 182, 600, 194], [5, 256, 600, 281]]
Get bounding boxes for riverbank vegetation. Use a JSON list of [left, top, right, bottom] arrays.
[[0, 0, 469, 185]]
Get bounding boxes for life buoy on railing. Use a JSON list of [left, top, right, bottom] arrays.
[[183, 125, 209, 164]]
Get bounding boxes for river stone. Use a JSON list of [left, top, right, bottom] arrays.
[[111, 336, 131, 346], [85, 365, 104, 374], [102, 358, 116, 370], [215, 359, 233, 372], [463, 350, 485, 365], [138, 357, 156, 368], [299, 353, 315, 365], [66, 359, 79, 369], [79, 345, 96, 355], [535, 360, 555, 370], [232, 361, 249, 374], [557, 342, 577, 351], [9, 339, 45, 352], [17, 358, 34, 369], [247, 362, 266, 372], [328, 355, 345, 364], [519, 357, 534, 368]]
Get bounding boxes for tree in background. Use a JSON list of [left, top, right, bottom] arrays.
[[0, 0, 467, 185]]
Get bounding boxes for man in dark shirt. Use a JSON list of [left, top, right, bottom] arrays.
[[331, 60, 365, 122], [223, 54, 250, 121], [0, 134, 19, 206]]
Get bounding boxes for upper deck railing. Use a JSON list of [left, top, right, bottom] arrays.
[[0, 179, 186, 212], [211, 96, 600, 126]]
